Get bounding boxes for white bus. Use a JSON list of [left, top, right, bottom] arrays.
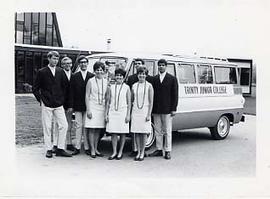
[[81, 52, 245, 148]]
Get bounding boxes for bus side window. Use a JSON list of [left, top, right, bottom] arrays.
[[178, 64, 196, 84], [166, 63, 176, 76], [86, 58, 100, 73], [143, 60, 155, 76], [197, 65, 213, 84], [214, 66, 237, 84]]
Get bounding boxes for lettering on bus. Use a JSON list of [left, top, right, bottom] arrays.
[[184, 85, 227, 95], [213, 86, 226, 94], [184, 86, 199, 94]]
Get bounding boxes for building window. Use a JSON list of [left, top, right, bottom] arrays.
[[240, 68, 250, 86], [32, 13, 39, 45], [39, 13, 46, 45], [15, 12, 62, 46], [16, 13, 24, 43], [23, 13, 32, 44], [178, 63, 196, 84], [214, 66, 237, 84], [46, 13, 53, 46], [25, 51, 34, 86], [52, 25, 59, 47], [16, 51, 25, 93], [197, 65, 213, 84]]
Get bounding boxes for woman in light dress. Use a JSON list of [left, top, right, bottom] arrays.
[[105, 68, 131, 160], [85, 62, 108, 158], [130, 66, 154, 161]]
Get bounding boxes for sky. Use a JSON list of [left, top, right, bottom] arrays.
[[53, 0, 270, 60]]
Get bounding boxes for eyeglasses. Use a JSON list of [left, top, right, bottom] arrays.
[[79, 61, 88, 64]]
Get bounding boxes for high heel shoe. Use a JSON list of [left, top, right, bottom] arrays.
[[134, 156, 140, 161], [96, 152, 104, 157], [116, 154, 123, 160], [138, 156, 144, 161], [90, 154, 96, 158]]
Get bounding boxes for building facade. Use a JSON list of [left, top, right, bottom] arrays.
[[15, 12, 90, 93]]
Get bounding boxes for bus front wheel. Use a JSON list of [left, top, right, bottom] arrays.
[[145, 124, 156, 149]]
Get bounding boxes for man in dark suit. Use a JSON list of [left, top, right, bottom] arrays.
[[126, 58, 153, 87], [69, 55, 95, 155], [126, 58, 153, 157], [148, 59, 178, 160], [52, 56, 76, 152], [33, 51, 72, 158]]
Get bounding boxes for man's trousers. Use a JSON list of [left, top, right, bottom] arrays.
[[41, 103, 68, 151], [153, 114, 172, 152], [53, 110, 73, 147]]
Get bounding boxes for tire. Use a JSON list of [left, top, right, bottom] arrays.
[[209, 115, 230, 140], [145, 123, 156, 149]]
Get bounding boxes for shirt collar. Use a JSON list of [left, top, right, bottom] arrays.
[[80, 70, 87, 80], [48, 64, 55, 70], [64, 70, 71, 79], [159, 71, 167, 77], [48, 65, 56, 76]]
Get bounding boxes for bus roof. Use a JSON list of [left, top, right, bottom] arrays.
[[87, 52, 237, 66]]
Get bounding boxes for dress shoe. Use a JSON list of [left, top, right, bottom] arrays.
[[55, 149, 72, 157], [116, 154, 123, 160], [52, 145, 57, 154], [134, 156, 140, 161], [138, 156, 144, 161], [129, 151, 138, 157], [148, 150, 163, 157], [96, 152, 104, 157], [46, 150, 53, 158], [85, 149, 91, 155], [66, 144, 76, 151], [164, 151, 171, 160], [90, 154, 96, 158], [72, 148, 80, 155], [108, 155, 117, 160]]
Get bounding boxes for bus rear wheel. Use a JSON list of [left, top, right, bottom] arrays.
[[209, 115, 230, 140]]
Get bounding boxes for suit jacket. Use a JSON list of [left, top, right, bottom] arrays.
[[63, 72, 73, 110], [69, 71, 94, 112], [152, 72, 179, 114], [126, 73, 153, 88], [33, 66, 67, 108]]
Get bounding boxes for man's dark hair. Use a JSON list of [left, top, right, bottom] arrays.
[[157, 59, 167, 66], [105, 60, 111, 65], [77, 55, 88, 63], [134, 58, 145, 65]]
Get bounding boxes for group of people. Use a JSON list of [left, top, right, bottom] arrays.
[[33, 51, 178, 161]]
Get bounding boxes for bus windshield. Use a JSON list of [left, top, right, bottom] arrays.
[[100, 57, 128, 75], [86, 56, 128, 75]]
